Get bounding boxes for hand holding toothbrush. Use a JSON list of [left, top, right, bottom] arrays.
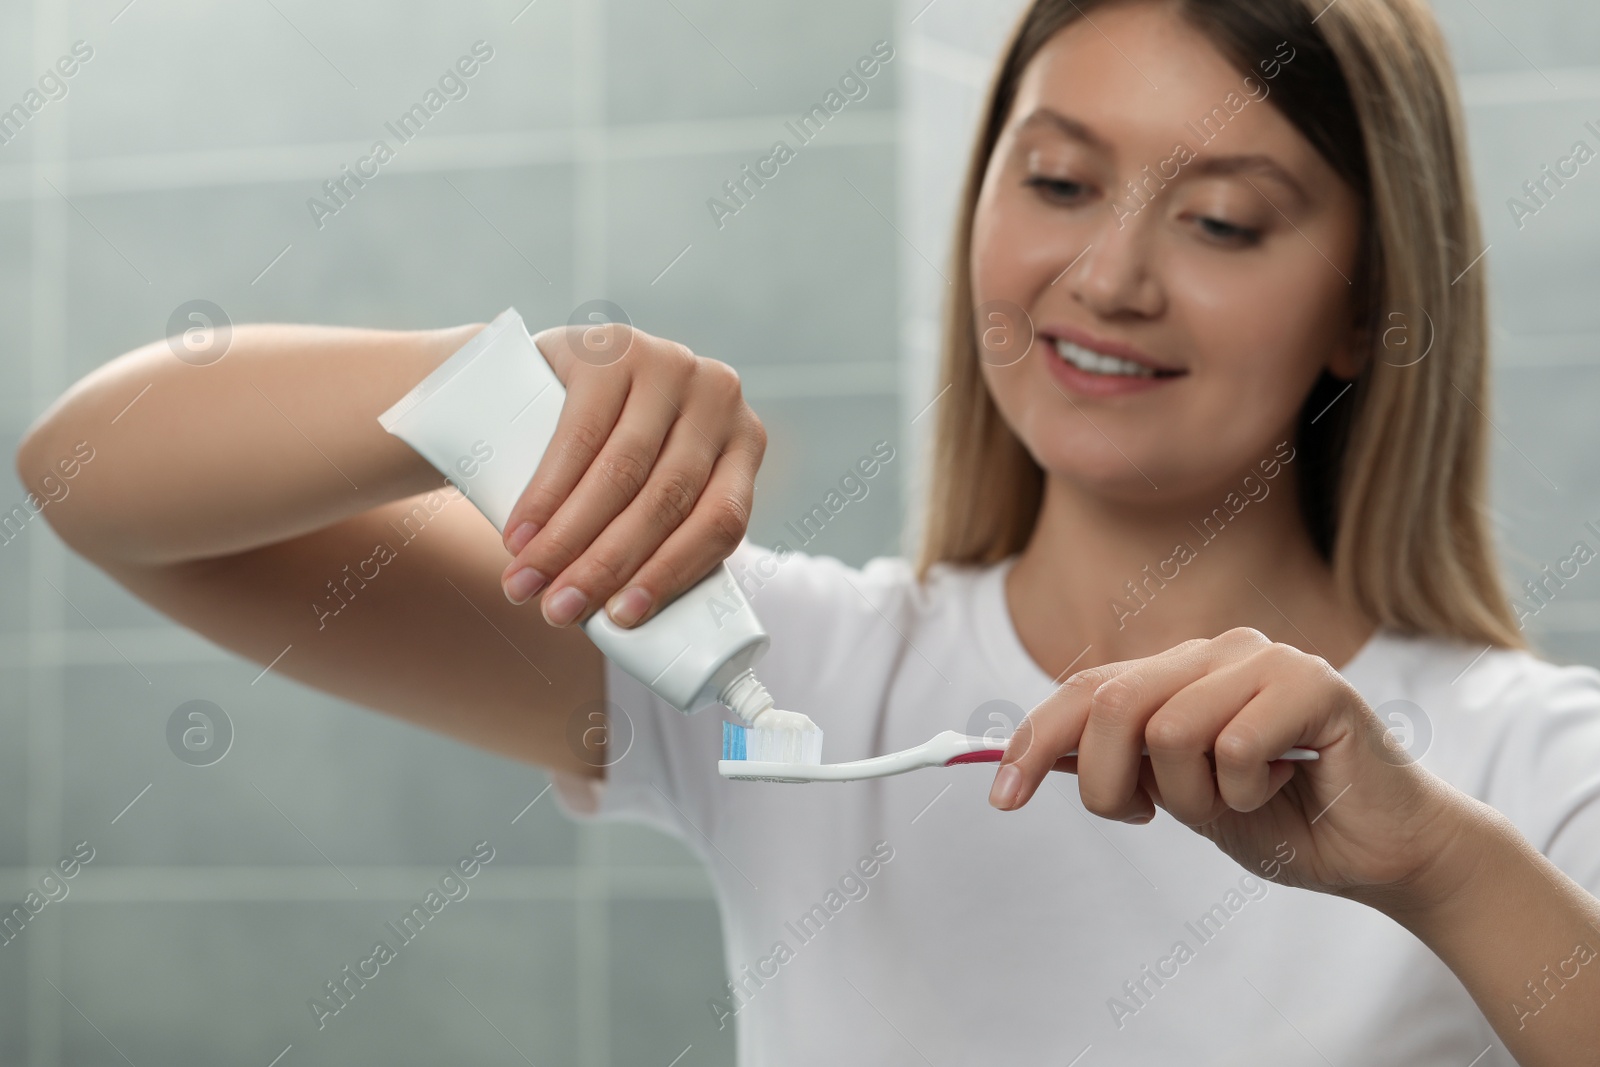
[[987, 626, 1486, 910]]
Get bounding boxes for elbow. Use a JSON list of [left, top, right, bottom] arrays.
[[13, 395, 106, 559]]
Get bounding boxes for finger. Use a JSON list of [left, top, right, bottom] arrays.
[[989, 670, 1102, 810], [990, 641, 1182, 810], [1126, 760, 1162, 824], [1076, 638, 1227, 821], [528, 321, 639, 386], [501, 333, 676, 556], [558, 420, 719, 627], [499, 364, 630, 556], [500, 384, 679, 610], [594, 440, 760, 627], [1262, 759, 1299, 805], [1213, 650, 1336, 811], [1142, 658, 1267, 825]]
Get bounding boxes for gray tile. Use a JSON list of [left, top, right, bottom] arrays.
[[1524, 627, 1600, 671], [0, 436, 45, 636], [56, 899, 578, 1065], [1468, 101, 1600, 337], [0, 946, 19, 1066], [0, 203, 32, 430], [1434, 0, 1600, 78], [749, 395, 903, 568], [907, 0, 1026, 59], [282, 165, 578, 329], [62, 662, 579, 867], [606, 0, 896, 125], [1488, 364, 1600, 572], [903, 64, 986, 323], [596, 821, 707, 868], [63, 1, 574, 161], [58, 547, 174, 632], [59, 165, 577, 388], [609, 898, 736, 1066], [0, 666, 27, 864], [0, 4, 42, 166], [603, 143, 897, 367]]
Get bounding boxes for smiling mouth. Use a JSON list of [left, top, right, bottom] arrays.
[[1051, 338, 1184, 379]]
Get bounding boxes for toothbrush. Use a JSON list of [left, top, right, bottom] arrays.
[[719, 723, 1318, 783]]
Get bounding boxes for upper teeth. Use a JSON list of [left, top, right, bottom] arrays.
[[1054, 339, 1155, 377]]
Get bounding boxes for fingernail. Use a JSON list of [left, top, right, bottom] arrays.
[[502, 566, 547, 605], [608, 586, 652, 627], [506, 520, 540, 555], [990, 764, 1022, 809], [543, 586, 586, 627], [1121, 811, 1153, 825]]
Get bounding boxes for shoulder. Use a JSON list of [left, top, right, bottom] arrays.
[[1351, 629, 1600, 724], [1350, 630, 1600, 849]]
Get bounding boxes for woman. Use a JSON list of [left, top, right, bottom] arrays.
[[18, 0, 1600, 1062]]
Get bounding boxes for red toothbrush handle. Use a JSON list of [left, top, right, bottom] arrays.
[[944, 749, 1006, 765]]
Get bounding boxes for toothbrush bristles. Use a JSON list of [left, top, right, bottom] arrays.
[[722, 714, 824, 765]]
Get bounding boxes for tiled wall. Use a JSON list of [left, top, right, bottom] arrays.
[[0, 1, 899, 1064], [5, 0, 1600, 1063]]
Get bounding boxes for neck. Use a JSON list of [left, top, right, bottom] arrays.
[[1005, 456, 1374, 680]]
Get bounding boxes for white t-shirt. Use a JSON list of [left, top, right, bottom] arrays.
[[559, 540, 1600, 1066]]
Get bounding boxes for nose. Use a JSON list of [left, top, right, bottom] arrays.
[[1061, 207, 1165, 320]]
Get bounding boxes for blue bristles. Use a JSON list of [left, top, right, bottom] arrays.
[[721, 721, 748, 760]]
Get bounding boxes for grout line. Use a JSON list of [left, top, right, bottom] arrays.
[[574, 5, 609, 1064], [0, 111, 898, 202], [27, 0, 71, 1058], [0, 864, 719, 902]]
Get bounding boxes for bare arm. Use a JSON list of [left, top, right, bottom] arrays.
[[16, 322, 484, 566], [1380, 803, 1600, 1066], [90, 492, 606, 775], [17, 320, 765, 778]]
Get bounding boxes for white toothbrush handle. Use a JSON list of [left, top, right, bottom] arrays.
[[719, 733, 1319, 783], [939, 733, 1319, 762]]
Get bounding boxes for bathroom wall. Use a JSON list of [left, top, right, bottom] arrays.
[[0, 1, 897, 1064], [3, 0, 1599, 1063]]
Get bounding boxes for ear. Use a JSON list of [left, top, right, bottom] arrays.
[[1326, 314, 1369, 381]]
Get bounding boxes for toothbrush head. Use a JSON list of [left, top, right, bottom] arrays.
[[720, 729, 1000, 783], [721, 717, 824, 782]]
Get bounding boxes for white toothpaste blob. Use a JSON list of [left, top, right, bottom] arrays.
[[721, 667, 823, 764], [746, 707, 825, 765]]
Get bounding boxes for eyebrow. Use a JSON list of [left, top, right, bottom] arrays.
[[1016, 108, 1112, 152], [1188, 155, 1309, 208], [1015, 107, 1311, 207]]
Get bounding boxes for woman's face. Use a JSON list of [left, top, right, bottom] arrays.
[[971, 1, 1363, 502]]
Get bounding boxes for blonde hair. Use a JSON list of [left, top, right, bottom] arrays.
[[914, 0, 1525, 650]]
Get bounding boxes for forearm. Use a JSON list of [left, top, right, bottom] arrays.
[[1380, 800, 1600, 1065], [16, 321, 484, 565]]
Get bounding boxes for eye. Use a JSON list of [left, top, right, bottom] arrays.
[[1194, 215, 1262, 246], [1024, 175, 1089, 204]]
